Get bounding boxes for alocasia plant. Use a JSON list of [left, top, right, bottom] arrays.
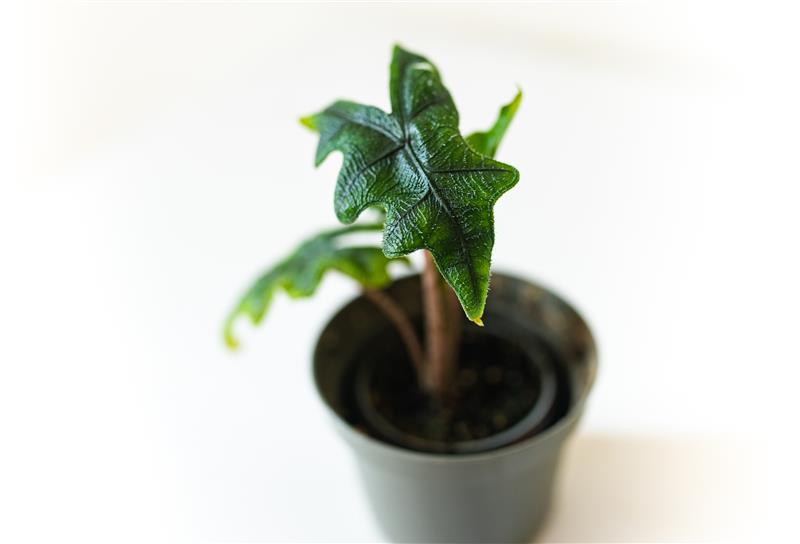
[[225, 45, 520, 397]]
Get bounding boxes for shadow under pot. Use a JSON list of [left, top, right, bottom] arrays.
[[313, 273, 597, 543]]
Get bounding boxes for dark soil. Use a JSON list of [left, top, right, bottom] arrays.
[[346, 325, 570, 453]]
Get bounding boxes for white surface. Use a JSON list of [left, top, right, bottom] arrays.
[[2, 2, 798, 542]]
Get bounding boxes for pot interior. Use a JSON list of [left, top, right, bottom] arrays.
[[352, 322, 566, 454], [314, 273, 597, 455]]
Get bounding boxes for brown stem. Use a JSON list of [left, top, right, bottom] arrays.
[[363, 288, 426, 376], [421, 251, 458, 397]]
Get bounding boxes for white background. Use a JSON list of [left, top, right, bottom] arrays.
[[2, 2, 799, 542]]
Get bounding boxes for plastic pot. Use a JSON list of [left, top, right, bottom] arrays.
[[313, 273, 597, 543]]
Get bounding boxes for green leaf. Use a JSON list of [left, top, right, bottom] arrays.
[[465, 89, 522, 159], [303, 45, 519, 322], [223, 224, 406, 349]]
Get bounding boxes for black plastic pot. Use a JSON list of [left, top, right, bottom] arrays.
[[313, 273, 597, 543]]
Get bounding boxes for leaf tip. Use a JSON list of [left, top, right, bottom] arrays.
[[223, 321, 241, 351], [299, 115, 317, 131], [471, 316, 484, 327], [511, 88, 523, 111]]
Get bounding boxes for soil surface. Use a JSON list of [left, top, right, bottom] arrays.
[[347, 326, 569, 453]]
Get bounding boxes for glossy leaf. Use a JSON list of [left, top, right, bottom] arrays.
[[466, 89, 522, 159], [303, 45, 519, 322], [223, 224, 406, 349]]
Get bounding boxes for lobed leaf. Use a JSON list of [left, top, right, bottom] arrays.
[[223, 224, 407, 349], [303, 45, 519, 322]]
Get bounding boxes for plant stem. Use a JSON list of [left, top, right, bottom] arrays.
[[421, 250, 459, 397], [363, 288, 426, 377], [364, 253, 463, 400]]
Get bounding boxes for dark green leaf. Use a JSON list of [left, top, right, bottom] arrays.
[[223, 224, 406, 349], [303, 45, 519, 322], [466, 89, 522, 159]]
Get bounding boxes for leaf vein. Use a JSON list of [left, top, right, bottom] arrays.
[[336, 144, 404, 202], [326, 109, 402, 142], [402, 147, 479, 297]]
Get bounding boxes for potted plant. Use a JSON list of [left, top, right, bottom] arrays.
[[224, 45, 597, 543]]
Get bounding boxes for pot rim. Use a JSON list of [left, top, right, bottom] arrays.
[[312, 271, 598, 465]]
